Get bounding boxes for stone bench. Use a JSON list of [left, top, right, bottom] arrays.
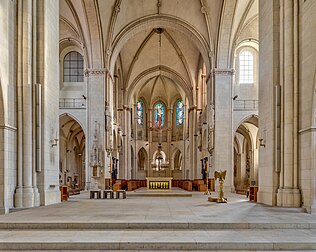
[[103, 189, 114, 199], [116, 190, 126, 199]]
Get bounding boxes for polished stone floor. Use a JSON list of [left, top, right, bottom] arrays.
[[0, 190, 314, 224], [0, 190, 315, 251]]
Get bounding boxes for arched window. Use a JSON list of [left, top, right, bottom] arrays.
[[154, 102, 165, 127], [176, 99, 184, 126], [136, 100, 144, 125], [63, 51, 84, 82], [239, 51, 254, 84]]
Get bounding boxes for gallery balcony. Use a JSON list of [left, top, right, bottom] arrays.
[[59, 98, 86, 109], [233, 100, 258, 111]]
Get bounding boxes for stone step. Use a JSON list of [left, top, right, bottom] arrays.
[[0, 229, 315, 250], [0, 222, 315, 230]]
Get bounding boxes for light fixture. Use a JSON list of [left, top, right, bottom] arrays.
[[51, 131, 58, 147], [51, 138, 58, 147], [155, 28, 163, 76], [259, 128, 266, 147]]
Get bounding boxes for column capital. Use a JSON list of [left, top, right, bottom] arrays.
[[212, 68, 235, 76], [85, 68, 114, 82], [85, 68, 107, 77], [123, 105, 131, 111], [188, 105, 197, 112]]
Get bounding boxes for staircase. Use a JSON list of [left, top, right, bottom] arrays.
[[0, 192, 315, 251]]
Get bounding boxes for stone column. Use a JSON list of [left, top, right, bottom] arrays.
[[133, 103, 137, 179], [213, 69, 234, 192], [148, 109, 153, 178], [192, 107, 198, 179], [85, 69, 106, 188], [14, 0, 24, 209], [120, 106, 128, 179], [123, 106, 132, 180], [276, 0, 301, 207], [22, 0, 35, 208], [188, 107, 194, 179], [167, 108, 172, 177], [257, 0, 280, 206], [32, 0, 40, 208]]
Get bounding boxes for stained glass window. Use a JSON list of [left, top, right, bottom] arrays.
[[176, 99, 184, 126], [155, 103, 165, 127], [239, 51, 254, 84], [136, 100, 144, 125]]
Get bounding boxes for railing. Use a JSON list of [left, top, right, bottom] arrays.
[[59, 98, 86, 109], [234, 100, 258, 111]]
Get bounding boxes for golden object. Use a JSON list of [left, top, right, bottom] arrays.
[[214, 170, 227, 203]]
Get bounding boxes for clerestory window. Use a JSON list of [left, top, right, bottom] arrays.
[[239, 51, 254, 84], [63, 51, 84, 82]]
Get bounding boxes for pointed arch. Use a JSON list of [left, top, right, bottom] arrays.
[[137, 147, 148, 171]]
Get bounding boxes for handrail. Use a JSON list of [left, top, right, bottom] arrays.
[[59, 98, 86, 108], [234, 100, 258, 111]]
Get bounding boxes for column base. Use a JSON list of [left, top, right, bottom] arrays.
[[310, 203, 316, 214], [14, 187, 23, 208], [22, 187, 35, 208], [257, 190, 275, 206], [33, 187, 40, 207], [277, 188, 301, 208], [0, 208, 8, 214], [40, 188, 61, 206]]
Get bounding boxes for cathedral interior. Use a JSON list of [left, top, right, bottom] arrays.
[[0, 0, 315, 249]]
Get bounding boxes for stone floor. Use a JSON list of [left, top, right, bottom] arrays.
[[0, 190, 315, 251]]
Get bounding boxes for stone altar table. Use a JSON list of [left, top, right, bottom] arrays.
[[146, 177, 172, 190]]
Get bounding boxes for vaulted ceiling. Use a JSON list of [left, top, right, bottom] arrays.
[[59, 0, 258, 105]]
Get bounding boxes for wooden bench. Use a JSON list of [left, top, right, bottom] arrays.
[[103, 189, 114, 199], [198, 184, 207, 192], [116, 190, 126, 199], [69, 188, 80, 196], [236, 188, 248, 195], [90, 190, 101, 199]]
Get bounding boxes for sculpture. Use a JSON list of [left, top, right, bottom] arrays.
[[214, 170, 227, 203]]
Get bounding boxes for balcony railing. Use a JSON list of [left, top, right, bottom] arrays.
[[59, 98, 86, 109], [234, 100, 258, 111]]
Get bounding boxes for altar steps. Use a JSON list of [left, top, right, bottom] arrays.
[[0, 228, 315, 251], [129, 188, 193, 197], [0, 222, 315, 230], [1, 192, 315, 251]]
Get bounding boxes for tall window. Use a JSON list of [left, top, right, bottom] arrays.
[[239, 51, 254, 84], [155, 102, 165, 127], [63, 51, 84, 82], [136, 100, 144, 125], [176, 99, 184, 126]]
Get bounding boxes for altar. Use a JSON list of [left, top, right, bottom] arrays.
[[146, 177, 172, 190]]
